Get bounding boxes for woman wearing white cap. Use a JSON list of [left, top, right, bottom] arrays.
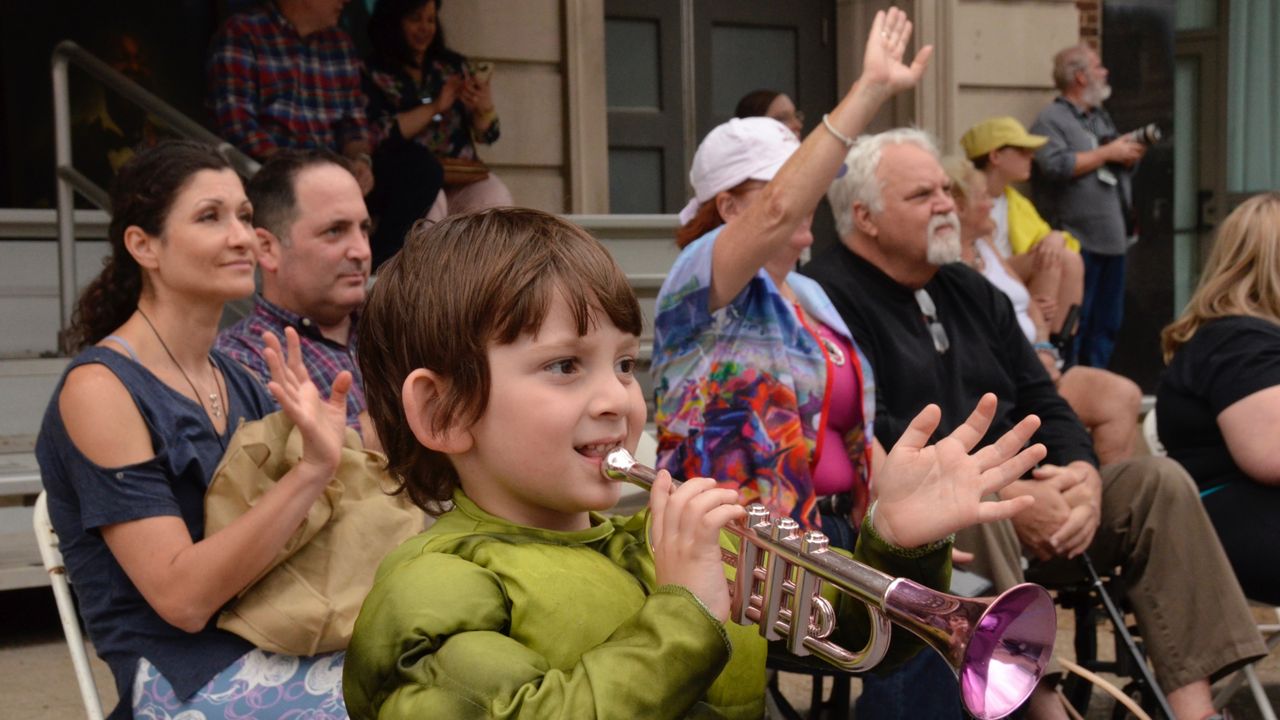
[[652, 16, 1049, 716], [652, 8, 1028, 551]]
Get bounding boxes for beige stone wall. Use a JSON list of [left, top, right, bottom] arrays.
[[439, 0, 608, 213], [944, 0, 1080, 155], [434, 0, 1085, 214], [835, 1, 1082, 158]]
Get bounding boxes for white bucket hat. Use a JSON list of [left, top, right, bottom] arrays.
[[679, 117, 800, 224]]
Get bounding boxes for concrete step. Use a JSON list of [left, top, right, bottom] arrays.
[[0, 358, 68, 445]]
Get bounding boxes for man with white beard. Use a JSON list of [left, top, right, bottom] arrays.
[[1029, 45, 1145, 368], [803, 128, 1262, 720]]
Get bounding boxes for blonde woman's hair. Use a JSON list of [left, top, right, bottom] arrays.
[[1161, 192, 1280, 363], [940, 155, 978, 207]]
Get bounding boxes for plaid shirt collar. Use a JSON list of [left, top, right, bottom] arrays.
[[252, 294, 360, 351]]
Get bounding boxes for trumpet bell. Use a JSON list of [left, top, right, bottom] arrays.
[[959, 583, 1057, 719]]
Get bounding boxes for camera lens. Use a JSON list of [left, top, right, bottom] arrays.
[[1130, 124, 1161, 145]]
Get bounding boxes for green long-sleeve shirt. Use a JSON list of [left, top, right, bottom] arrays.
[[343, 491, 951, 719]]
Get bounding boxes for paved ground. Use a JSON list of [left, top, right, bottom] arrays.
[[2, 582, 1276, 719]]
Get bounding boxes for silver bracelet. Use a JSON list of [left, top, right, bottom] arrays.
[[821, 113, 855, 148]]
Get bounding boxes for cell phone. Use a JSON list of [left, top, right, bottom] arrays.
[[469, 61, 494, 84]]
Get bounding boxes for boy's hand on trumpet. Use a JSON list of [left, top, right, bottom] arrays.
[[873, 393, 1045, 549], [649, 471, 746, 622]]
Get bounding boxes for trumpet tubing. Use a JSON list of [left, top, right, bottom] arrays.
[[602, 448, 1056, 720]]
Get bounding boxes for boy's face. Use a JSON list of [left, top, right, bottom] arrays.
[[454, 291, 646, 531]]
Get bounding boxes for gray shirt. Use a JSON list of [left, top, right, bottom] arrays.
[[1030, 97, 1133, 256]]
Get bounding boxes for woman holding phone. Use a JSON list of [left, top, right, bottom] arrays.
[[364, 0, 512, 227]]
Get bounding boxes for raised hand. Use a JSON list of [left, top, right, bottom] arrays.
[[859, 6, 933, 96], [873, 393, 1045, 549], [262, 327, 351, 475], [649, 471, 746, 622]]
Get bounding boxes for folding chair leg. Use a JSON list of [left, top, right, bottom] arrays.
[[1245, 664, 1278, 720], [1081, 554, 1175, 720]]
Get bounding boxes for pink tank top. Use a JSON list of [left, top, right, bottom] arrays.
[[810, 321, 858, 496]]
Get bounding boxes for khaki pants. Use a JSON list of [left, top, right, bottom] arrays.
[[955, 456, 1266, 692]]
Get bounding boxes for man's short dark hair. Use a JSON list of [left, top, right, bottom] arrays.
[[247, 149, 354, 244]]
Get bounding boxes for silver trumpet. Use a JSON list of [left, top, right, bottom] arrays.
[[602, 448, 1056, 720]]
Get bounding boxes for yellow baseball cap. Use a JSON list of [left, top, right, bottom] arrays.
[[960, 116, 1048, 160]]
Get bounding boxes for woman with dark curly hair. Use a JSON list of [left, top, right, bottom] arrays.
[[36, 141, 352, 719], [364, 0, 511, 226]]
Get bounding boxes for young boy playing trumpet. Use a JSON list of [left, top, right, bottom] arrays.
[[342, 205, 1045, 719]]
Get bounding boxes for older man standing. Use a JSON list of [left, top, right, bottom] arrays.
[[217, 149, 373, 438], [804, 128, 1262, 720], [1029, 44, 1146, 368]]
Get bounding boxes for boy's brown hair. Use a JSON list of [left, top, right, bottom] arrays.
[[359, 207, 644, 514]]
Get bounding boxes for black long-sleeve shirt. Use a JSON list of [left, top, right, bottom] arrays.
[[802, 245, 1097, 469]]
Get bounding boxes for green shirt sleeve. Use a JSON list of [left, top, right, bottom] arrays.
[[343, 550, 733, 720]]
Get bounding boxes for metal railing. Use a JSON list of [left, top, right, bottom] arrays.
[[50, 41, 260, 350]]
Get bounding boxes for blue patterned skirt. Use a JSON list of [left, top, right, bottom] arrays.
[[132, 648, 347, 719]]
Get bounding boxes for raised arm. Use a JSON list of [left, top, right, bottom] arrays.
[[708, 7, 932, 310], [1068, 136, 1145, 178], [62, 329, 349, 633]]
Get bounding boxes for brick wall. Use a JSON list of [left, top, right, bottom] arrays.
[[1077, 0, 1101, 49]]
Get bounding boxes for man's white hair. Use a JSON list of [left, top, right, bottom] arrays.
[[1052, 44, 1094, 92], [827, 127, 941, 239]]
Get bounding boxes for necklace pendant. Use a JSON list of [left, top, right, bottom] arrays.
[[209, 393, 224, 419]]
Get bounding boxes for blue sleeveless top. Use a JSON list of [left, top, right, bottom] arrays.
[[35, 346, 275, 719]]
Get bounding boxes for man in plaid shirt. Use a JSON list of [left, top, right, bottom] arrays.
[[217, 149, 376, 445], [209, 0, 376, 193]]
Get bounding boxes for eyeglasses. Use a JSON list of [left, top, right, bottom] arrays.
[[914, 288, 950, 355]]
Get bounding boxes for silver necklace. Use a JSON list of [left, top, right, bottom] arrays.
[[136, 308, 226, 423]]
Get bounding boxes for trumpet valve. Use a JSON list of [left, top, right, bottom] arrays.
[[801, 530, 829, 554], [770, 517, 801, 541], [757, 517, 800, 641], [745, 503, 771, 529], [730, 504, 771, 625], [784, 530, 833, 654]]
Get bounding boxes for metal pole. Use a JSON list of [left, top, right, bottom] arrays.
[[51, 52, 77, 352], [1081, 553, 1176, 720], [46, 40, 264, 352]]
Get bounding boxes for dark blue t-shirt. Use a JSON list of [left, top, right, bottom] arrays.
[[36, 346, 275, 719]]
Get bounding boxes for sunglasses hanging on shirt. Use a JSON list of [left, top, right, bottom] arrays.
[[914, 288, 951, 355]]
